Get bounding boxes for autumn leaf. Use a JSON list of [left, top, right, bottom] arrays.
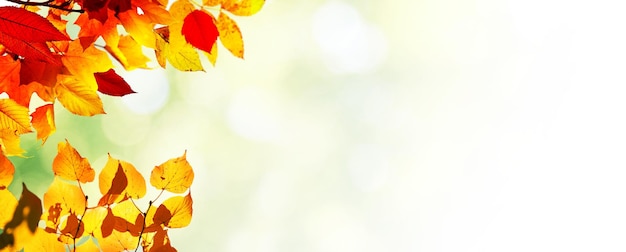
[[95, 69, 136, 96], [0, 190, 17, 227], [0, 98, 32, 135], [216, 11, 244, 58], [52, 139, 95, 183], [76, 237, 101, 252], [43, 177, 86, 220], [155, 27, 204, 71], [0, 128, 25, 156], [0, 55, 19, 94], [111, 199, 143, 235], [182, 10, 219, 53], [0, 184, 42, 251], [153, 192, 193, 228], [81, 207, 108, 236], [98, 162, 128, 206], [150, 151, 194, 193], [30, 104, 56, 143], [104, 35, 151, 70], [22, 228, 64, 252], [55, 74, 105, 116], [59, 212, 85, 243], [118, 10, 157, 48], [0, 152, 14, 190], [97, 229, 139, 252], [61, 41, 114, 90], [0, 7, 68, 42], [0, 33, 60, 64], [221, 0, 265, 16], [99, 154, 146, 200]]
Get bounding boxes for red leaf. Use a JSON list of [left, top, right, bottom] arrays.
[[94, 69, 136, 96], [0, 33, 60, 64], [0, 7, 69, 42], [181, 10, 219, 53]]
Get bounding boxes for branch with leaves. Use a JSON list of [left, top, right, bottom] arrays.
[[0, 140, 194, 251]]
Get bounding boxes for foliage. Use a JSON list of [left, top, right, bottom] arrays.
[[0, 0, 264, 154], [0, 140, 194, 251], [0, 0, 265, 250]]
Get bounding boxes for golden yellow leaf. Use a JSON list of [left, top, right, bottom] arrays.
[[0, 128, 25, 157], [150, 151, 194, 193], [222, 0, 264, 16], [111, 199, 143, 236], [153, 192, 193, 228], [98, 162, 128, 206], [119, 10, 157, 49], [217, 11, 244, 59], [0, 184, 42, 251], [58, 212, 84, 243], [96, 229, 139, 252], [99, 154, 146, 200], [204, 38, 218, 66], [170, 0, 195, 20], [43, 177, 86, 220], [61, 41, 114, 90], [0, 152, 14, 190], [30, 104, 55, 143], [82, 207, 108, 236], [55, 74, 105, 116], [0, 189, 17, 227], [155, 28, 204, 71], [22, 228, 64, 252], [105, 34, 150, 71], [0, 98, 31, 135], [52, 139, 95, 183]]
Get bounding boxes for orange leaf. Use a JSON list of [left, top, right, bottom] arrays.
[[98, 162, 128, 206], [111, 199, 143, 236], [153, 192, 193, 228], [182, 10, 219, 53], [0, 98, 32, 135], [30, 104, 56, 143], [119, 10, 157, 48], [61, 41, 113, 90], [97, 229, 139, 251], [104, 34, 150, 70], [0, 55, 19, 94], [99, 154, 146, 200], [150, 151, 194, 193], [55, 74, 105, 116], [216, 11, 244, 59], [0, 152, 14, 190], [221, 0, 264, 16], [59, 212, 85, 243], [43, 177, 86, 220], [52, 139, 95, 183], [203, 0, 221, 6]]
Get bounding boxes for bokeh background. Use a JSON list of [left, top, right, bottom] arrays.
[[8, 0, 626, 251]]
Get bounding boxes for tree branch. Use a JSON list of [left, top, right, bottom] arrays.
[[3, 0, 84, 13]]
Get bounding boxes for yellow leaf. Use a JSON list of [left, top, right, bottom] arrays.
[[22, 228, 64, 252], [155, 28, 204, 71], [0, 189, 17, 227], [150, 151, 194, 193], [217, 11, 244, 59], [82, 207, 108, 236], [59, 212, 84, 243], [0, 184, 42, 251], [99, 154, 146, 200], [119, 10, 157, 49], [105, 35, 150, 71], [61, 41, 114, 90], [204, 38, 218, 66], [55, 74, 105, 116], [222, 0, 264, 16], [170, 0, 195, 20], [30, 104, 55, 143], [153, 192, 193, 228], [0, 98, 31, 135], [52, 139, 95, 183], [111, 200, 143, 236], [43, 177, 86, 220], [98, 162, 128, 206], [0, 129, 25, 157], [96, 229, 138, 252], [0, 152, 14, 189]]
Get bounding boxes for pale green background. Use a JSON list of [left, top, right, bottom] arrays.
[[8, 0, 626, 251]]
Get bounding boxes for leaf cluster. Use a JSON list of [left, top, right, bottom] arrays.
[[0, 140, 195, 251], [0, 0, 264, 155]]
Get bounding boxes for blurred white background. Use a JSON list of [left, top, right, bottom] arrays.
[[17, 0, 626, 251]]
